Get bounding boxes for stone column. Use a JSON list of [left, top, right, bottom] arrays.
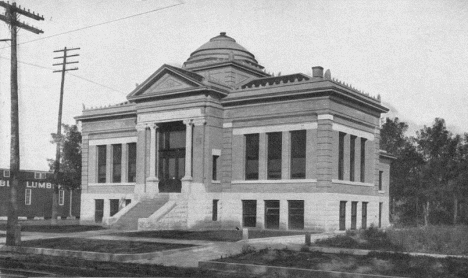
[[121, 143, 128, 183], [281, 131, 290, 179], [146, 123, 159, 194], [106, 144, 112, 183], [192, 119, 206, 183], [135, 123, 147, 194], [317, 114, 334, 187], [191, 119, 206, 193], [259, 133, 267, 180], [182, 119, 193, 192]]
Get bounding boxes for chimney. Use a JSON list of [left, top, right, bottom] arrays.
[[312, 66, 324, 78]]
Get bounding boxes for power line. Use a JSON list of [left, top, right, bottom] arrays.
[[0, 56, 127, 95], [0, 2, 184, 49]]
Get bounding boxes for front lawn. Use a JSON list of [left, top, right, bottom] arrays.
[[0, 252, 251, 277], [219, 248, 468, 278], [119, 229, 310, 242], [0, 224, 105, 233], [315, 225, 468, 255], [20, 238, 194, 253]]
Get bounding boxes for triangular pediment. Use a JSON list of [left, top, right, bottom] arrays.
[[143, 74, 193, 94], [127, 64, 205, 99]]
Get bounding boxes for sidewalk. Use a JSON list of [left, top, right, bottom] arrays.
[[0, 228, 332, 267], [129, 233, 334, 267]]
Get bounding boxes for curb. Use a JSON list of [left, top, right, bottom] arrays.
[[199, 261, 408, 278], [0, 244, 206, 262], [307, 246, 468, 259]]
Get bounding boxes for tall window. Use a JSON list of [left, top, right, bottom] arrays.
[[128, 143, 137, 183], [25, 189, 32, 205], [97, 145, 107, 183], [245, 134, 259, 180], [291, 130, 306, 179], [350, 135, 356, 181], [338, 132, 345, 180], [379, 202, 383, 228], [379, 171, 383, 190], [339, 201, 346, 231], [112, 144, 122, 183], [351, 201, 357, 230], [360, 138, 367, 182], [267, 132, 282, 179], [59, 190, 65, 206], [212, 155, 219, 181], [212, 199, 218, 221], [242, 200, 257, 227], [362, 202, 368, 229]]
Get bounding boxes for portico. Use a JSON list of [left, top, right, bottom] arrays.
[[135, 109, 206, 195]]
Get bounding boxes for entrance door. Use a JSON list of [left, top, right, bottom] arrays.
[[158, 123, 185, 193], [95, 199, 104, 223]]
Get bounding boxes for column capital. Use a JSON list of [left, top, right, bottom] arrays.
[[183, 119, 193, 125], [192, 118, 206, 126], [136, 123, 147, 131], [149, 123, 159, 130]]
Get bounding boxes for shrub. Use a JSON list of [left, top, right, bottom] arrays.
[[241, 244, 256, 254], [386, 225, 468, 255], [315, 234, 359, 248]]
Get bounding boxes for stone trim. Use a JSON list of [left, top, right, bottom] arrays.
[[88, 183, 136, 186], [332, 123, 374, 141], [231, 179, 317, 184], [138, 108, 203, 123], [331, 179, 374, 187], [233, 122, 317, 135], [318, 114, 334, 120], [89, 137, 137, 146]]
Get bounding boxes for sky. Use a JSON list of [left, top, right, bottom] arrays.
[[0, 0, 467, 171]]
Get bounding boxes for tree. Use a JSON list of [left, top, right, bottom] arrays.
[[380, 117, 424, 225], [48, 124, 82, 218], [414, 118, 459, 225]]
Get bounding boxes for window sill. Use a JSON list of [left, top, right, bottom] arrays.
[[212, 180, 221, 184], [378, 190, 385, 194], [232, 179, 317, 184], [332, 179, 374, 187], [89, 183, 136, 186]]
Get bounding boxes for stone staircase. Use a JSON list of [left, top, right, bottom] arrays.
[[110, 195, 169, 230], [154, 199, 188, 230]]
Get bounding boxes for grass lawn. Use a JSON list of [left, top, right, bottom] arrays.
[[0, 252, 251, 277], [315, 225, 468, 255], [0, 224, 105, 233], [219, 248, 468, 278], [20, 238, 194, 253], [119, 229, 310, 242]]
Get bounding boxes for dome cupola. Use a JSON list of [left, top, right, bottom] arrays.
[[183, 32, 263, 71]]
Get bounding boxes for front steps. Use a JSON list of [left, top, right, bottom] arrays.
[[110, 195, 169, 230], [139, 199, 188, 230]]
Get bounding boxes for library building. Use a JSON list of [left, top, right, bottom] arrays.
[[77, 32, 393, 231]]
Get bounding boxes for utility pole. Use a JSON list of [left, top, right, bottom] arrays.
[[51, 47, 79, 225], [0, 1, 43, 246]]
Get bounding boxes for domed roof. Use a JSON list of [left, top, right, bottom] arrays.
[[184, 32, 263, 70]]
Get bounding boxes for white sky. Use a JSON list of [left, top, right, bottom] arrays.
[[0, 0, 467, 170]]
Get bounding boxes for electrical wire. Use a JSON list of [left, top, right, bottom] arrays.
[[0, 1, 184, 49], [0, 55, 128, 96]]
